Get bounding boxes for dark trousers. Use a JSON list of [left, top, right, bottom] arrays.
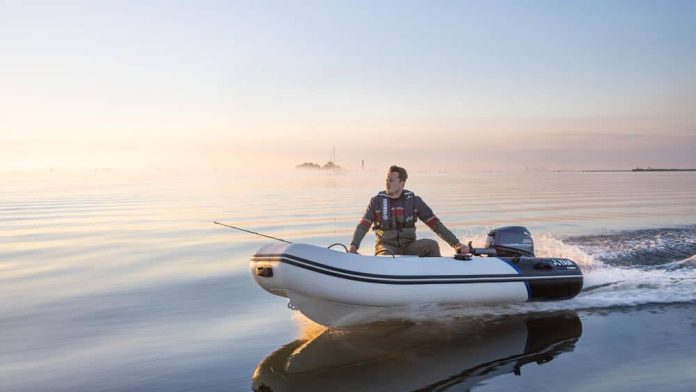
[[375, 239, 441, 257]]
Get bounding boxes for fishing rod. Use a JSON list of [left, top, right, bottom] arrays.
[[213, 221, 292, 244], [213, 221, 350, 251]]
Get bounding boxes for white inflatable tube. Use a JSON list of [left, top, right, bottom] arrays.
[[250, 243, 583, 327]]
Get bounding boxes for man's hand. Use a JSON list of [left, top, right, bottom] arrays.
[[349, 244, 359, 254], [455, 242, 470, 254]]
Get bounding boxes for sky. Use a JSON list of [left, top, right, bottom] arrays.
[[1, 0, 695, 171]]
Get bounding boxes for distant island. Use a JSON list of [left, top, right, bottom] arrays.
[[581, 167, 696, 173], [631, 167, 696, 172], [296, 161, 343, 170]]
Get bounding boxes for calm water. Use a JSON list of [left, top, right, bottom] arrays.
[[1, 169, 696, 391]]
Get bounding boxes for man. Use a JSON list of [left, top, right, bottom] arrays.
[[349, 165, 469, 257]]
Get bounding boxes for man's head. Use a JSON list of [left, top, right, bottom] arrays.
[[386, 165, 407, 197]]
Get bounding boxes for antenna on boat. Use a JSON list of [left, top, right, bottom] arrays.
[[213, 221, 292, 244]]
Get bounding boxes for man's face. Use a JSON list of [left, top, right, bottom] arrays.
[[385, 171, 404, 196]]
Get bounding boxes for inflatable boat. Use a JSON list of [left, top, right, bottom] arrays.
[[250, 226, 583, 327]]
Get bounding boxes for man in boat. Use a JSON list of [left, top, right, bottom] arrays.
[[348, 165, 469, 257]]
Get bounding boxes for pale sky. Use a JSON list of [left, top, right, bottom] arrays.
[[1, 0, 694, 171]]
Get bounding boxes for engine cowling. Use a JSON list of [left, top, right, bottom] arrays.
[[474, 226, 535, 257]]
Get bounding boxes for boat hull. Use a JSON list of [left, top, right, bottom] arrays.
[[250, 243, 583, 326]]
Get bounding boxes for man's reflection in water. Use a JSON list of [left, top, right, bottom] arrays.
[[252, 312, 582, 392]]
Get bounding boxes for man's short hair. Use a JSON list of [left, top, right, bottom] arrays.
[[389, 165, 408, 182]]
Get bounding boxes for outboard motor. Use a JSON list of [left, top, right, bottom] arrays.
[[471, 226, 535, 257]]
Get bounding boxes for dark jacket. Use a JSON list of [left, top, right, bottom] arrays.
[[351, 189, 459, 250]]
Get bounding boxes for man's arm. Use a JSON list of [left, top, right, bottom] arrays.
[[349, 198, 376, 253], [415, 196, 464, 250]]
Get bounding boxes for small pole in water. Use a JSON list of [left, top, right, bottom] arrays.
[[213, 221, 292, 243]]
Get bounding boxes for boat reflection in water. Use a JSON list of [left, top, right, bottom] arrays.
[[252, 312, 582, 391]]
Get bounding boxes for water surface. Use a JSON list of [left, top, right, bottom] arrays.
[[1, 169, 695, 391]]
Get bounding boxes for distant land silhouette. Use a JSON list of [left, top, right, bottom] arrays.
[[296, 161, 342, 170], [631, 167, 696, 172], [580, 167, 696, 172]]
